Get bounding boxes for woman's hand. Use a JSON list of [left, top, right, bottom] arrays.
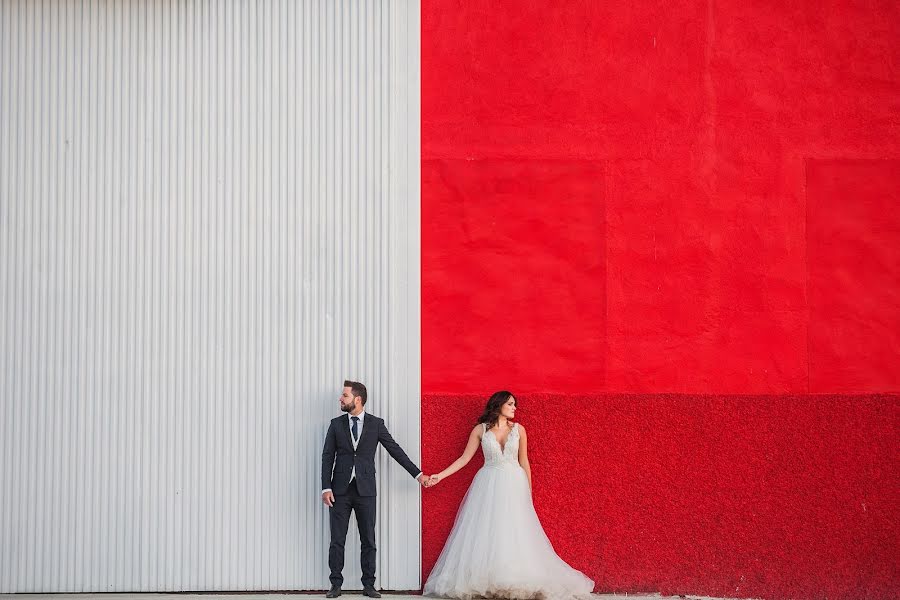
[[428, 474, 441, 487]]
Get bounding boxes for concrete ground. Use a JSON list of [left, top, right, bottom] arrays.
[[0, 594, 756, 600]]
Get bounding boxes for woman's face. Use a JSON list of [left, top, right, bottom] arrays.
[[500, 396, 517, 420]]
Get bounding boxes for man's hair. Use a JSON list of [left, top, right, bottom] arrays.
[[344, 380, 367, 405]]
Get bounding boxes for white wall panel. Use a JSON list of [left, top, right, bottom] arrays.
[[0, 0, 420, 592]]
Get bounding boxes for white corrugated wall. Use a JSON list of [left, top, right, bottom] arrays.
[[0, 0, 420, 592]]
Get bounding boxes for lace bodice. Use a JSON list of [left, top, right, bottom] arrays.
[[481, 422, 520, 467]]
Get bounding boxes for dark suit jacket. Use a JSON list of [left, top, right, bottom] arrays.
[[321, 413, 421, 497]]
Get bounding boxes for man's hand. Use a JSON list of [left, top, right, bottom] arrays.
[[417, 473, 430, 488], [322, 490, 335, 507]]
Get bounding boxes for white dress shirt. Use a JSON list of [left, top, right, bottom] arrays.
[[348, 410, 365, 482]]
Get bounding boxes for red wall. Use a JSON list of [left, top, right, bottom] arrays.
[[420, 2, 899, 599]]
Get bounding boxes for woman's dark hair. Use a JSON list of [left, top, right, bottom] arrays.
[[477, 390, 516, 429]]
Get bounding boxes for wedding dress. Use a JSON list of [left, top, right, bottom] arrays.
[[424, 423, 595, 599]]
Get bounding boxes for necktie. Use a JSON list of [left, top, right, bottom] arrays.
[[351, 416, 359, 442]]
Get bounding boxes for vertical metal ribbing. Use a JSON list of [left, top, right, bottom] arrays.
[[0, 0, 421, 592]]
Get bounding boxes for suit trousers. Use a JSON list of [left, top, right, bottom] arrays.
[[328, 479, 377, 588]]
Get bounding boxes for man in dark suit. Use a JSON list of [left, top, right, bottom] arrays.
[[321, 380, 429, 598]]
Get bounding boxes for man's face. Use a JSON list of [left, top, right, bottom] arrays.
[[340, 386, 358, 413]]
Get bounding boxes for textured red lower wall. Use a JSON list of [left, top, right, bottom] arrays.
[[421, 394, 899, 600], [420, 1, 900, 598]]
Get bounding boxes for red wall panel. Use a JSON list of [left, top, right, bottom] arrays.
[[421, 1, 900, 598], [603, 158, 809, 393], [422, 159, 606, 393], [807, 159, 900, 393]]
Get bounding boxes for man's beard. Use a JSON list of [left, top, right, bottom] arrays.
[[340, 403, 352, 413]]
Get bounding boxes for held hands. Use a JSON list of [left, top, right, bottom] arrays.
[[417, 473, 442, 488]]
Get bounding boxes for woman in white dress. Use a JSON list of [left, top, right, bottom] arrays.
[[423, 391, 595, 600]]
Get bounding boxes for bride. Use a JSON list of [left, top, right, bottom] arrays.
[[423, 391, 595, 599]]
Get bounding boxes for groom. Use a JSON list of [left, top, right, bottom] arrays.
[[321, 380, 429, 598]]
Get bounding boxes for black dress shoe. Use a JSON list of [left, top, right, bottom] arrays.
[[362, 586, 381, 598], [325, 586, 341, 598]]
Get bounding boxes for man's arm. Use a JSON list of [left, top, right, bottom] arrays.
[[377, 419, 423, 480], [321, 421, 337, 492]]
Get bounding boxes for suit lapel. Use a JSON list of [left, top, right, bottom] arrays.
[[339, 415, 354, 448], [359, 414, 377, 449]]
